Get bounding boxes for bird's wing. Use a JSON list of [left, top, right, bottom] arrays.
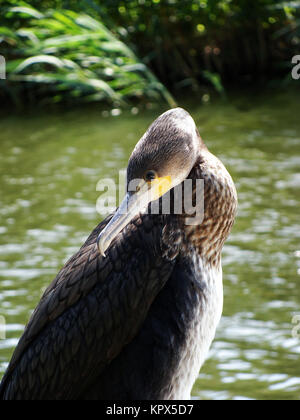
[[0, 214, 179, 400]]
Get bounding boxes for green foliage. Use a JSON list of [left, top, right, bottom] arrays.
[[16, 0, 300, 90], [0, 0, 299, 108], [0, 2, 175, 108], [98, 0, 300, 89]]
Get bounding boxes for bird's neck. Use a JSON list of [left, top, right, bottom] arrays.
[[180, 150, 237, 267]]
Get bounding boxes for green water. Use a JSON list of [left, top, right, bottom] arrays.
[[0, 91, 299, 400]]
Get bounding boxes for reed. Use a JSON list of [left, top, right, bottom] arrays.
[[0, 2, 175, 108], [0, 0, 299, 108]]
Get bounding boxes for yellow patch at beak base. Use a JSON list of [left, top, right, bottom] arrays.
[[151, 176, 172, 200]]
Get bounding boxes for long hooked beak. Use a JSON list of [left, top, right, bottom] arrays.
[[97, 177, 171, 257]]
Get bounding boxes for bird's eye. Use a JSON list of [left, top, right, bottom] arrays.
[[145, 170, 157, 182]]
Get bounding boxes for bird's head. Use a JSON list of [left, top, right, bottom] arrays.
[[97, 108, 202, 257]]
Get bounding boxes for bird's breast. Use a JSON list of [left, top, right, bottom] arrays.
[[169, 255, 223, 400]]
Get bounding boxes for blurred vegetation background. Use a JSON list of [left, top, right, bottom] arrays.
[[0, 0, 299, 109]]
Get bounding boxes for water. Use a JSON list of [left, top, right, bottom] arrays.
[[0, 90, 299, 400]]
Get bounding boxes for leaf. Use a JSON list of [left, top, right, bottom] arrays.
[[43, 33, 102, 48], [51, 11, 81, 31], [123, 63, 148, 72], [75, 14, 104, 31], [0, 26, 19, 39], [13, 55, 66, 73], [16, 29, 40, 44], [3, 6, 175, 108], [203, 70, 226, 96], [9, 7, 44, 20], [84, 78, 123, 100]]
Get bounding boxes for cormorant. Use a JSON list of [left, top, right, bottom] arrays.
[[0, 108, 237, 400]]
